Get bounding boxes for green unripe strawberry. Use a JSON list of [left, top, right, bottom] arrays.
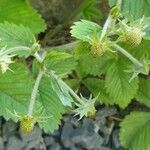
[[20, 116, 37, 134], [87, 105, 96, 118], [125, 28, 143, 47], [91, 41, 107, 57]]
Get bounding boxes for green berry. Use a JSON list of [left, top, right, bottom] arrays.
[[91, 41, 107, 57], [125, 28, 143, 47], [20, 116, 37, 134]]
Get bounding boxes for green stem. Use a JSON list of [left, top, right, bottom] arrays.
[[28, 70, 44, 116], [0, 46, 30, 57], [114, 44, 143, 67], [100, 15, 112, 41], [50, 71, 82, 103]]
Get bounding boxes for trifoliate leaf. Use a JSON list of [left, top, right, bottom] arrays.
[[0, 63, 34, 120], [0, 0, 46, 34], [108, 0, 150, 20], [83, 78, 114, 105], [44, 51, 77, 75], [0, 22, 37, 58], [135, 78, 150, 107], [120, 111, 150, 150], [70, 20, 102, 43], [38, 76, 65, 132], [105, 59, 139, 108]]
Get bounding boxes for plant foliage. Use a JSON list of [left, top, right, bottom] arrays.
[[0, 1, 149, 150], [0, 0, 46, 34], [120, 112, 150, 150]]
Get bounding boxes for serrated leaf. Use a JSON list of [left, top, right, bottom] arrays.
[[105, 59, 139, 108], [38, 76, 65, 132], [83, 78, 114, 105], [78, 53, 114, 76], [0, 0, 46, 34], [81, 0, 102, 20], [0, 22, 36, 57], [44, 51, 77, 75], [0, 22, 35, 47], [108, 0, 150, 20], [0, 63, 34, 120], [70, 20, 102, 43], [120, 111, 150, 150], [135, 78, 150, 107]]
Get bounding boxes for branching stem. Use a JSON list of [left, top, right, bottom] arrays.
[[28, 70, 44, 116]]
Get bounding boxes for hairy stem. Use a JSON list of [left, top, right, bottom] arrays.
[[114, 44, 143, 67], [50, 71, 82, 103], [28, 70, 44, 116], [0, 46, 30, 57], [100, 15, 112, 41]]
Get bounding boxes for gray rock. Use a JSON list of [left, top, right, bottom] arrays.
[[103, 121, 115, 145], [98, 147, 111, 150], [0, 137, 4, 150], [49, 142, 62, 150], [3, 120, 17, 141], [44, 136, 55, 146], [82, 118, 95, 132], [23, 137, 45, 150], [70, 146, 83, 150], [61, 123, 74, 148], [71, 127, 88, 144], [95, 107, 117, 120], [112, 129, 121, 150], [6, 136, 23, 150], [70, 117, 81, 128], [81, 133, 104, 150], [21, 126, 42, 143], [51, 130, 61, 138]]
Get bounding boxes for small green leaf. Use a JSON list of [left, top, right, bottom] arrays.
[[105, 59, 139, 108], [120, 111, 150, 150], [135, 78, 150, 107], [70, 20, 102, 43], [38, 76, 65, 132], [44, 51, 77, 75], [0, 0, 46, 34]]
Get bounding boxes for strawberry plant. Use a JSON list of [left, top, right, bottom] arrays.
[[0, 0, 150, 150]]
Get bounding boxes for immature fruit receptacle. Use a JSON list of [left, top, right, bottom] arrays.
[[91, 41, 107, 57], [20, 116, 37, 134], [87, 105, 96, 118], [125, 28, 143, 47]]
